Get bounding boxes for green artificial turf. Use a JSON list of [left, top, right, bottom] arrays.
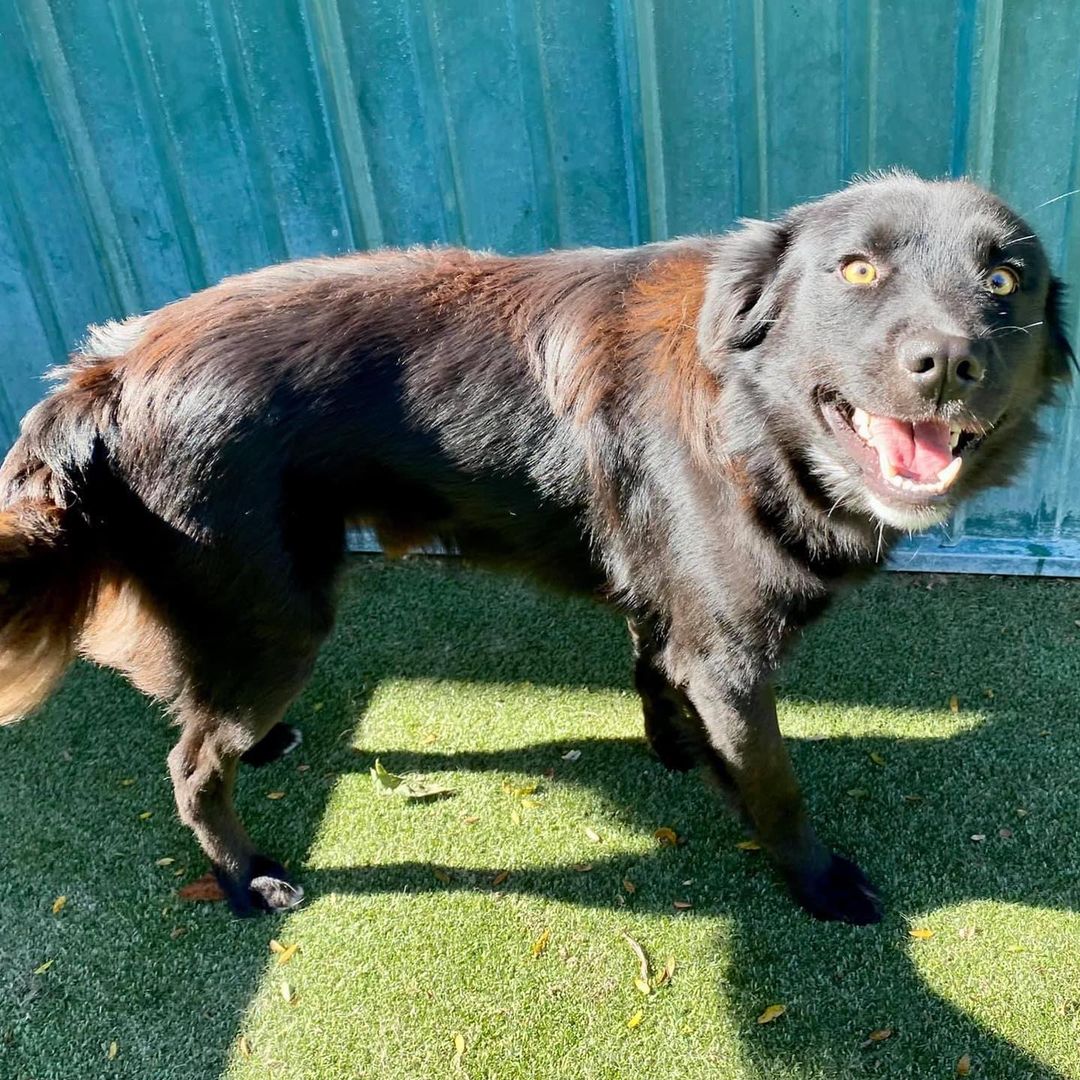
[[2, 557, 1079, 1079]]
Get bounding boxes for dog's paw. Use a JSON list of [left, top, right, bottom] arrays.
[[787, 853, 883, 925], [215, 855, 305, 916], [241, 723, 303, 767]]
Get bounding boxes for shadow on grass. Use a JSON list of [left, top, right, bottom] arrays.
[[1, 557, 1077, 1078]]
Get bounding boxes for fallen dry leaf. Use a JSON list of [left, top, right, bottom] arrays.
[[620, 931, 650, 983], [266, 791, 286, 800], [108, 1041, 118, 1060], [452, 1032, 465, 1068], [155, 857, 175, 867], [672, 900, 693, 910], [634, 977, 651, 995], [622, 878, 636, 894], [909, 927, 934, 940], [370, 758, 453, 799], [572, 863, 593, 873], [239, 1036, 252, 1058], [949, 694, 960, 714], [138, 811, 153, 821], [956, 1053, 972, 1075], [584, 827, 602, 843], [654, 827, 678, 846], [280, 981, 295, 1005], [561, 749, 581, 762], [958, 926, 979, 940], [422, 732, 438, 745], [970, 834, 986, 842], [462, 815, 480, 825], [492, 870, 509, 887], [119, 778, 135, 787], [757, 1004, 786, 1024], [178, 873, 227, 903], [861, 1028, 894, 1048], [521, 797, 543, 809], [656, 956, 676, 988], [626, 1011, 644, 1029], [998, 828, 1014, 839], [735, 839, 761, 851], [903, 794, 924, 805], [531, 929, 551, 957], [51, 895, 66, 915], [868, 752, 887, 767], [433, 868, 451, 884], [169, 926, 186, 940], [33, 960, 53, 975], [847, 788, 869, 799], [275, 943, 299, 966]]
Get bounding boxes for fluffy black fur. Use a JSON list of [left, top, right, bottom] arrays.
[[0, 172, 1070, 922]]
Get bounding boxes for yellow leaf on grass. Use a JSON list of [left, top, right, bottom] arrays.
[[736, 840, 761, 851], [119, 778, 135, 787], [654, 827, 678, 846], [138, 811, 153, 820], [673, 900, 693, 910], [531, 929, 551, 957], [521, 797, 542, 809], [462, 815, 480, 825], [452, 1032, 466, 1067], [656, 956, 676, 987], [572, 863, 593, 873], [33, 960, 53, 975], [155, 857, 175, 867], [868, 752, 886, 767], [107, 1041, 118, 1060], [51, 895, 66, 915], [949, 694, 960, 714], [757, 1004, 786, 1024], [584, 827, 601, 843], [433, 868, 451, 884], [267, 791, 286, 800], [626, 1011, 644, 1029], [280, 981, 295, 1004], [269, 939, 286, 954], [492, 870, 509, 887], [634, 977, 651, 995], [909, 927, 934, 940], [276, 943, 299, 966], [622, 878, 636, 894], [866, 1028, 893, 1043], [956, 1053, 972, 1075], [239, 1037, 252, 1058]]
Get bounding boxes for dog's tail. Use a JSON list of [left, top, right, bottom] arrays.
[[0, 360, 116, 723]]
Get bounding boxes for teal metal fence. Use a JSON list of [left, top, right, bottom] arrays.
[[2, 0, 1079, 572]]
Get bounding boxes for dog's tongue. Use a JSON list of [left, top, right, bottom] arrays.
[[868, 416, 954, 482]]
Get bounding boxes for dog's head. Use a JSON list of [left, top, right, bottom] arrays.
[[699, 172, 1073, 531]]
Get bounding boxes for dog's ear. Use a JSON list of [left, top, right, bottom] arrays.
[[697, 216, 797, 366], [1044, 276, 1076, 382]]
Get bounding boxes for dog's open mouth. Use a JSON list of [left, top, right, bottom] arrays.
[[820, 395, 987, 505]]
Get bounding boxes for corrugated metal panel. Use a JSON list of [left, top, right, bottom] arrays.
[[1, 0, 1079, 572]]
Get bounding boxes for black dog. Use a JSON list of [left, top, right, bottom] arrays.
[[0, 172, 1070, 922]]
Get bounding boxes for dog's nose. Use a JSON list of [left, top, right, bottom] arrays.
[[896, 331, 986, 401]]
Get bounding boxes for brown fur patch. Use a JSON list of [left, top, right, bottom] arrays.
[[0, 502, 88, 724], [79, 572, 181, 701], [625, 251, 717, 463]]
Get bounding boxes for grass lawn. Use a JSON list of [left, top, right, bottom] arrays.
[[2, 557, 1079, 1079]]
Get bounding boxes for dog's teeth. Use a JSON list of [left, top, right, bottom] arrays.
[[878, 451, 898, 480], [852, 407, 871, 440], [950, 425, 962, 450], [936, 456, 964, 489]]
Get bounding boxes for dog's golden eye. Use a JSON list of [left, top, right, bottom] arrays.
[[840, 258, 877, 286], [986, 266, 1019, 295]]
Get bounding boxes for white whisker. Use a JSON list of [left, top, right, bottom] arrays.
[[1028, 188, 1080, 213]]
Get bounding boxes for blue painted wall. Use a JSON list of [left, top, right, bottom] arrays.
[[1, 0, 1079, 572]]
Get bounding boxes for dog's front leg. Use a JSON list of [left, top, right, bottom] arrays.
[[682, 665, 883, 924]]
